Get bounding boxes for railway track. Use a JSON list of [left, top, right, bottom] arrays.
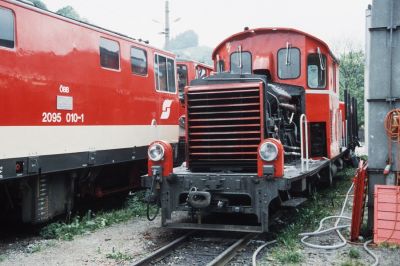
[[132, 231, 258, 266]]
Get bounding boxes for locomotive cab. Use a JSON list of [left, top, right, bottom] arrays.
[[143, 28, 357, 232]]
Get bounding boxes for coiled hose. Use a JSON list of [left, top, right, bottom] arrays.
[[252, 182, 379, 266], [299, 182, 379, 266]]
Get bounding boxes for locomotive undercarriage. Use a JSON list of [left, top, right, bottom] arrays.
[[143, 158, 337, 232]]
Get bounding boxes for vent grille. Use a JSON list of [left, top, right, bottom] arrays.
[[186, 82, 264, 172]]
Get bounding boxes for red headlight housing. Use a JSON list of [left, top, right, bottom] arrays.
[[257, 138, 284, 178]]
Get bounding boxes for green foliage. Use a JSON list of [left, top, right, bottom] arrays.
[[349, 248, 361, 259], [168, 30, 199, 50], [273, 248, 304, 264], [31, 0, 48, 10], [106, 250, 133, 261], [0, 255, 7, 263], [40, 192, 152, 240], [26, 243, 42, 254], [339, 50, 365, 126], [56, 6, 88, 22], [341, 259, 365, 266]]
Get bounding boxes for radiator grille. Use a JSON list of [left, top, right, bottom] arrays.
[[186, 82, 264, 171]]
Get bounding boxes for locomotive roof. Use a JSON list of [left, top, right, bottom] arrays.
[[8, 0, 174, 57], [212, 27, 339, 64]]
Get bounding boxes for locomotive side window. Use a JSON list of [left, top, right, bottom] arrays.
[[230, 51, 252, 74], [177, 64, 188, 94], [167, 58, 176, 92], [131, 47, 147, 75], [277, 48, 300, 79], [100, 38, 120, 70], [307, 53, 326, 89], [196, 66, 207, 79], [0, 7, 15, 48], [154, 54, 176, 93]]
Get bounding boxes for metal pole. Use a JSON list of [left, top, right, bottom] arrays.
[[164, 0, 170, 50]]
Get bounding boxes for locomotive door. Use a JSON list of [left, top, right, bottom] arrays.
[[153, 53, 179, 144]]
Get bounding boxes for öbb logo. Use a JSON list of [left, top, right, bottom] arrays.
[[161, 100, 173, 120]]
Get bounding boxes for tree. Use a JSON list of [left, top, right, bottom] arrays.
[[31, 0, 48, 10], [339, 50, 365, 126], [168, 30, 199, 50], [56, 6, 87, 22]]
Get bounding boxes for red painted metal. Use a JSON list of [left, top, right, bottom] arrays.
[[374, 185, 400, 244], [147, 140, 174, 177], [0, 0, 179, 128], [212, 27, 340, 159], [350, 160, 368, 241], [257, 138, 284, 178]]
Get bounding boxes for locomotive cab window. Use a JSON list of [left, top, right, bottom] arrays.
[[100, 38, 120, 70], [307, 53, 326, 89], [196, 66, 207, 79], [177, 64, 188, 94], [131, 47, 147, 75], [230, 51, 252, 74], [0, 7, 15, 48], [278, 47, 300, 79], [154, 54, 176, 93]]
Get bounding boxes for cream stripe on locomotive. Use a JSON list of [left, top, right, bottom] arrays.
[[0, 125, 179, 159]]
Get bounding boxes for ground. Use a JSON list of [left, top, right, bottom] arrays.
[[0, 217, 179, 266], [0, 147, 399, 266]]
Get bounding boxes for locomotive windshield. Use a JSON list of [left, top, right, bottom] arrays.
[[230, 51, 252, 74], [278, 47, 301, 79]]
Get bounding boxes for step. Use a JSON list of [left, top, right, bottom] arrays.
[[281, 197, 307, 208]]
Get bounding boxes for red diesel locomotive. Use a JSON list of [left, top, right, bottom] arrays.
[[0, 0, 179, 223], [144, 28, 359, 232]]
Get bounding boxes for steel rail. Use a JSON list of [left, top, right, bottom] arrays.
[[131, 231, 195, 266], [206, 233, 257, 266]]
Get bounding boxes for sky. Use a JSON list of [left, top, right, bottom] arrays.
[[44, 0, 372, 54]]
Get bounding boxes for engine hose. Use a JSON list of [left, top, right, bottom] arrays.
[[252, 240, 277, 266], [146, 176, 160, 221], [298, 183, 379, 265]]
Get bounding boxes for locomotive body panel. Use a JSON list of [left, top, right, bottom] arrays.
[[0, 0, 179, 170]]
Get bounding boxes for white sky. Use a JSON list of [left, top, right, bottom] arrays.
[[44, 0, 372, 54]]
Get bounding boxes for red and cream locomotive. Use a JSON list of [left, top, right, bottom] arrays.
[[0, 0, 179, 223], [144, 27, 359, 232]]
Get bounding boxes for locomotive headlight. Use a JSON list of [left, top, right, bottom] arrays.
[[148, 143, 165, 162], [259, 142, 278, 162]]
